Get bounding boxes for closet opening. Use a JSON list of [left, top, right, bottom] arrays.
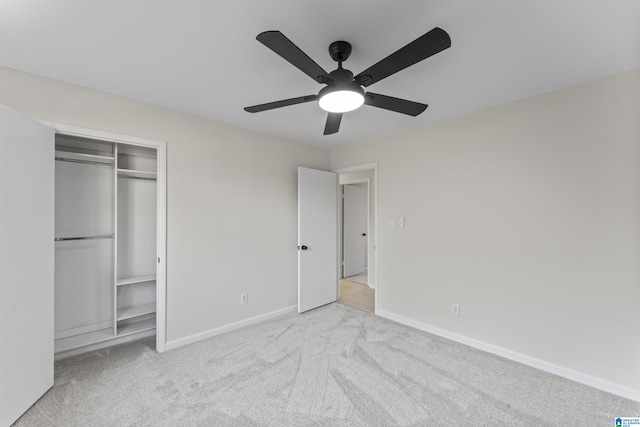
[[51, 126, 166, 358]]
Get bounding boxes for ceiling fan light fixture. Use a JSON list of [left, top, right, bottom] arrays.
[[318, 85, 365, 113], [245, 28, 451, 134]]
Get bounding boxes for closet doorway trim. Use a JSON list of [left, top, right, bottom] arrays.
[[43, 121, 168, 353]]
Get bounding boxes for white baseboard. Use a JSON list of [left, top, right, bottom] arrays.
[[165, 305, 297, 352], [376, 309, 640, 402]]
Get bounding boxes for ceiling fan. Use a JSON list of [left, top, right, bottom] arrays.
[[244, 28, 451, 135]]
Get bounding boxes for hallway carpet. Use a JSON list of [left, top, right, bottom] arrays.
[[14, 303, 638, 426]]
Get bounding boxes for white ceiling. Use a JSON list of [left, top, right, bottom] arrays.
[[1, 0, 639, 147]]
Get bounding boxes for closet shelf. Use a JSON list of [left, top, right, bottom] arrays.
[[117, 302, 156, 321], [54, 328, 114, 353], [117, 168, 157, 179], [117, 274, 156, 286], [55, 150, 115, 164], [117, 317, 155, 337]]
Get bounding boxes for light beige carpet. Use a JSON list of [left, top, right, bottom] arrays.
[[14, 303, 639, 426]]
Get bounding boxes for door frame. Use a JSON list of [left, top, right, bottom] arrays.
[[341, 179, 369, 279], [42, 121, 168, 353], [334, 162, 378, 313]]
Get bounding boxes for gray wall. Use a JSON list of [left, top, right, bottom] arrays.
[[3, 64, 638, 396], [0, 66, 330, 343], [331, 69, 640, 394]]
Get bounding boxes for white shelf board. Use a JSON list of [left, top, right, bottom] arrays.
[[117, 168, 157, 179], [54, 327, 114, 353], [117, 274, 156, 286], [117, 317, 155, 337], [117, 302, 156, 321], [55, 150, 114, 164]]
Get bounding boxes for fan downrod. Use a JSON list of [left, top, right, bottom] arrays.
[[329, 41, 352, 63]]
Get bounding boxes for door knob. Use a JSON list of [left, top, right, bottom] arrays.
[[298, 245, 308, 250]]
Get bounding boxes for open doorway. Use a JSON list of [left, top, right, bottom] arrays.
[[336, 164, 377, 313], [343, 183, 368, 279]]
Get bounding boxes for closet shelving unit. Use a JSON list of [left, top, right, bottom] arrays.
[[112, 143, 157, 339], [53, 136, 158, 355]]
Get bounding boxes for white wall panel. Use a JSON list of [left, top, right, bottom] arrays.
[[54, 240, 113, 332], [117, 177, 156, 279]]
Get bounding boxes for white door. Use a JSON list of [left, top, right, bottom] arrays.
[[298, 167, 338, 313], [0, 104, 55, 426], [342, 184, 368, 278]]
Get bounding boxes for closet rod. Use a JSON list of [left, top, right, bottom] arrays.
[[55, 157, 114, 166], [55, 235, 114, 242]]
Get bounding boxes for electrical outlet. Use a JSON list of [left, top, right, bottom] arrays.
[[451, 303, 460, 316], [240, 293, 248, 304]]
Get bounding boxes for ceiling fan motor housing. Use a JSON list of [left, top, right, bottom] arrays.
[[321, 43, 364, 102], [319, 72, 364, 98], [318, 40, 364, 112]]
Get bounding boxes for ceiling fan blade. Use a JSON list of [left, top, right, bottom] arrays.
[[244, 94, 318, 113], [354, 27, 451, 87], [323, 113, 342, 135], [364, 92, 428, 116], [257, 31, 332, 84]]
